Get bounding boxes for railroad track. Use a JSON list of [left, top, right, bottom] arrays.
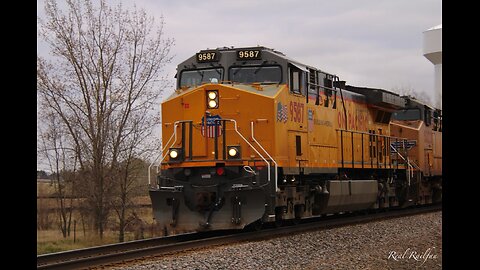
[[37, 204, 441, 269]]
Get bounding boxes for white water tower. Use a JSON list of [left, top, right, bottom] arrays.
[[423, 24, 442, 109]]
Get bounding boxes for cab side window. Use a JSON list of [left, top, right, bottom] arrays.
[[424, 107, 432, 126], [323, 76, 333, 107], [289, 65, 305, 95]]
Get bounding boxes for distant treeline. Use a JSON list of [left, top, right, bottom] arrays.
[[37, 170, 55, 179]]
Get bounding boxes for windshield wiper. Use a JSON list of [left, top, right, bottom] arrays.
[[233, 68, 242, 76], [254, 61, 268, 74], [196, 70, 204, 81], [254, 66, 263, 74]]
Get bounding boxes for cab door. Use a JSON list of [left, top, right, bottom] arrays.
[[288, 131, 308, 174]]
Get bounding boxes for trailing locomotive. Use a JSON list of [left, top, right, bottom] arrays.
[[148, 46, 442, 234]]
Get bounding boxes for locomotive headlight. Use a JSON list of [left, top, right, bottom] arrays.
[[208, 100, 217, 108], [208, 91, 217, 100], [227, 146, 241, 159], [206, 90, 219, 109]]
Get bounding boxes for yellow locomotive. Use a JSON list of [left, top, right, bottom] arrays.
[[149, 46, 442, 233]]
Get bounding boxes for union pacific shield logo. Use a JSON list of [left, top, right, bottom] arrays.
[[201, 115, 223, 138]]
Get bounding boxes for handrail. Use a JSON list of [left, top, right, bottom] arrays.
[[336, 128, 408, 140], [389, 144, 417, 186], [148, 121, 186, 186], [337, 128, 408, 169], [223, 119, 271, 185], [148, 149, 163, 187], [148, 131, 174, 186], [150, 118, 272, 187], [250, 121, 279, 192], [158, 122, 180, 168]]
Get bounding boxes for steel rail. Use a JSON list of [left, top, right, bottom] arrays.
[[37, 204, 441, 269], [36, 231, 224, 269]]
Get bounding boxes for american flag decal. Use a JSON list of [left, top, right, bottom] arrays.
[[277, 102, 288, 123], [201, 115, 223, 138], [308, 109, 314, 132]]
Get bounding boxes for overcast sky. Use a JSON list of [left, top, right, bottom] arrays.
[[37, 0, 441, 172], [37, 0, 442, 104]]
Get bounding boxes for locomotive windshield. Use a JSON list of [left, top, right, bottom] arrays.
[[229, 65, 282, 84], [179, 68, 224, 88]]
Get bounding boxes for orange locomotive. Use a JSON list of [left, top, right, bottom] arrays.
[[149, 46, 442, 233], [390, 97, 442, 204]]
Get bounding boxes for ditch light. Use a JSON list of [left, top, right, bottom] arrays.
[[169, 148, 183, 162], [227, 145, 241, 160]]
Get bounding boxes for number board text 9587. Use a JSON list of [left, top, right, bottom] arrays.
[[196, 51, 219, 63], [236, 49, 262, 60]]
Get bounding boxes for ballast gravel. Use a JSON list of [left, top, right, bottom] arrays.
[[109, 211, 442, 270]]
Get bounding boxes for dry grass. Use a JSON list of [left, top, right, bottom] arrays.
[[37, 180, 163, 255], [37, 221, 168, 255], [37, 201, 164, 255], [37, 181, 57, 197], [37, 229, 123, 255]]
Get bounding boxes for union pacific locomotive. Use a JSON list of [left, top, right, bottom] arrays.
[[148, 46, 442, 234]]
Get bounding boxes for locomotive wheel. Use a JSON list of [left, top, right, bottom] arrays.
[[252, 219, 263, 231], [292, 204, 304, 225], [292, 216, 300, 225], [378, 197, 386, 209], [274, 217, 283, 228], [432, 188, 442, 203], [274, 207, 284, 228]]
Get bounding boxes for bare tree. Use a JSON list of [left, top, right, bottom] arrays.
[[37, 111, 77, 238], [37, 0, 174, 238], [391, 85, 432, 106], [112, 156, 148, 242]]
